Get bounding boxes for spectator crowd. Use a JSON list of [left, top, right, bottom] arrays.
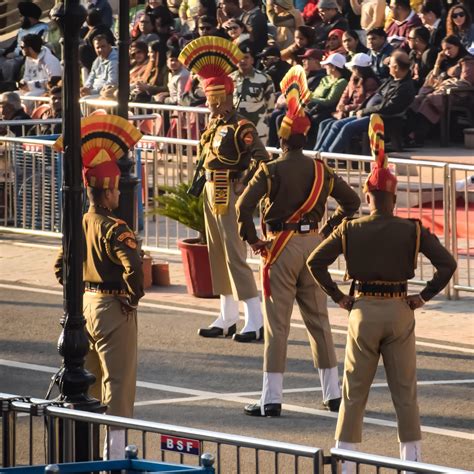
[[0, 0, 473, 148]]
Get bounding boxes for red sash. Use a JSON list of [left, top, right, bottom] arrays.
[[262, 160, 325, 297]]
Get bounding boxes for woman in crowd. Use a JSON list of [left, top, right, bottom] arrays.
[[324, 29, 346, 58], [130, 41, 150, 87], [408, 26, 438, 90], [223, 19, 250, 45], [446, 4, 474, 49], [306, 52, 349, 147], [314, 52, 379, 150], [132, 13, 159, 44], [410, 34, 474, 143], [266, 0, 304, 50], [281, 25, 315, 63], [342, 30, 368, 59]]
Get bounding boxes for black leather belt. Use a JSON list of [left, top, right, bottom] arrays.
[[267, 221, 318, 233], [355, 281, 407, 298], [205, 170, 242, 182], [85, 282, 127, 296]]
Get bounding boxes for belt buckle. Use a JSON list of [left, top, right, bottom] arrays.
[[298, 218, 311, 234]]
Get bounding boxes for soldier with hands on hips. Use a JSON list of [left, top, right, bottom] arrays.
[[179, 36, 269, 343], [236, 65, 361, 417], [307, 114, 457, 469], [54, 115, 144, 459]]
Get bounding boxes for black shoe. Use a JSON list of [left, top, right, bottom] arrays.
[[198, 323, 236, 338], [323, 397, 342, 412], [232, 327, 264, 343], [244, 403, 281, 417]]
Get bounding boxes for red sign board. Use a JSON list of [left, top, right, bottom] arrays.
[[137, 140, 156, 150], [160, 435, 200, 455], [22, 143, 44, 153]]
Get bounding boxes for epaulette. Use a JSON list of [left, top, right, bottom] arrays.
[[109, 217, 127, 226]]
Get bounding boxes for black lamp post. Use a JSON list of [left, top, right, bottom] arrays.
[[115, 0, 140, 230], [51, 0, 103, 461]]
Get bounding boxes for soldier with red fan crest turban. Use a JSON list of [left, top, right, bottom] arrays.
[[236, 65, 360, 417], [179, 36, 269, 343], [307, 114, 456, 468], [54, 115, 144, 460]]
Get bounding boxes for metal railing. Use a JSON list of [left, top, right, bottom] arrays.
[[0, 131, 471, 296], [0, 393, 324, 473]]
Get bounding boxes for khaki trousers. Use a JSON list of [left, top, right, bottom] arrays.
[[83, 292, 137, 418], [336, 297, 421, 443], [204, 181, 258, 301], [263, 233, 337, 373]]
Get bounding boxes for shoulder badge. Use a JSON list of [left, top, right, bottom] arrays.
[[124, 238, 137, 249], [237, 122, 255, 147], [117, 231, 135, 242]]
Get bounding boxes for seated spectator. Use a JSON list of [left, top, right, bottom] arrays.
[[257, 46, 291, 92], [38, 84, 63, 135], [409, 35, 474, 143], [342, 30, 369, 59], [314, 52, 379, 150], [302, 0, 321, 27], [223, 19, 250, 45], [130, 41, 150, 86], [446, 4, 474, 49], [240, 0, 268, 53], [349, 0, 385, 36], [87, 0, 113, 29], [324, 28, 346, 57], [317, 51, 415, 153], [80, 34, 118, 97], [313, 0, 348, 50], [45, 10, 62, 59], [17, 34, 62, 110], [367, 27, 394, 79], [133, 13, 159, 44], [281, 25, 315, 63], [79, 8, 116, 75], [419, 0, 446, 50], [230, 42, 275, 143], [180, 0, 216, 35], [385, 0, 422, 46], [266, 0, 303, 50], [408, 26, 437, 90], [197, 15, 225, 37], [0, 92, 31, 136], [155, 49, 190, 104], [0, 2, 48, 86], [216, 0, 243, 29], [306, 52, 349, 146], [151, 5, 175, 40]]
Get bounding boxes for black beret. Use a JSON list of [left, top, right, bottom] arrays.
[[18, 1, 42, 20]]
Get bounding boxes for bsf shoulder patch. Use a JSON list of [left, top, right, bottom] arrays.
[[117, 231, 135, 242], [125, 238, 137, 249], [242, 132, 254, 146]]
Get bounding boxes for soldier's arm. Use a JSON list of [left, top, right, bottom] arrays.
[[419, 225, 457, 302], [111, 225, 145, 307], [241, 125, 270, 186], [236, 166, 269, 244], [53, 248, 64, 285], [307, 225, 346, 303], [320, 170, 361, 238]]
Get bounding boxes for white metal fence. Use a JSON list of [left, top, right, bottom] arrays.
[[0, 114, 472, 296]]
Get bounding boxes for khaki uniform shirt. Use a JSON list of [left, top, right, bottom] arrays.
[[54, 205, 144, 306], [237, 149, 361, 244], [307, 212, 457, 303]]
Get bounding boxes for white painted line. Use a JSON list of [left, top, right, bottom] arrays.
[[1, 358, 473, 441], [1, 282, 473, 354], [134, 395, 213, 406]]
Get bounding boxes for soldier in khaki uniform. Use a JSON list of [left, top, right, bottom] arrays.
[[307, 115, 457, 468], [179, 36, 267, 342], [236, 66, 360, 416], [54, 115, 144, 459]]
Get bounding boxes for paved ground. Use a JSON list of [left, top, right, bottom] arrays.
[[0, 234, 473, 473]]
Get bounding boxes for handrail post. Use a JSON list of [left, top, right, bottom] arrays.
[[2, 401, 16, 467]]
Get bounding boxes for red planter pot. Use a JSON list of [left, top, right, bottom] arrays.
[[177, 238, 216, 298]]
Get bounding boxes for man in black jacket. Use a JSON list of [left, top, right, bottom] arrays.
[[313, 0, 348, 49], [257, 46, 290, 93], [316, 51, 415, 153], [240, 0, 268, 53]]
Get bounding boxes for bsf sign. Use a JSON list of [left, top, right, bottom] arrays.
[[160, 435, 200, 455]]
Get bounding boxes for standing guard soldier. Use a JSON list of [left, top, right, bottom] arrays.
[[54, 115, 144, 459], [307, 114, 457, 468], [179, 36, 267, 342], [236, 66, 361, 416]]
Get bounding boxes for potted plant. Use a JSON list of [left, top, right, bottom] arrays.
[[151, 183, 215, 298]]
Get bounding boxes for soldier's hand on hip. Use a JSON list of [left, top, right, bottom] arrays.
[[250, 239, 270, 257], [405, 294, 425, 310], [117, 296, 136, 316], [338, 295, 355, 312]]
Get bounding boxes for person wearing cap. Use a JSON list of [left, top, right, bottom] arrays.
[[324, 28, 346, 57], [53, 115, 144, 459], [230, 41, 276, 144], [266, 0, 303, 50], [314, 52, 379, 150], [257, 45, 291, 92], [306, 52, 348, 148], [367, 27, 394, 79], [0, 2, 48, 84], [313, 0, 348, 50], [236, 65, 360, 417], [307, 114, 456, 469], [179, 36, 267, 342], [317, 51, 415, 153]]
